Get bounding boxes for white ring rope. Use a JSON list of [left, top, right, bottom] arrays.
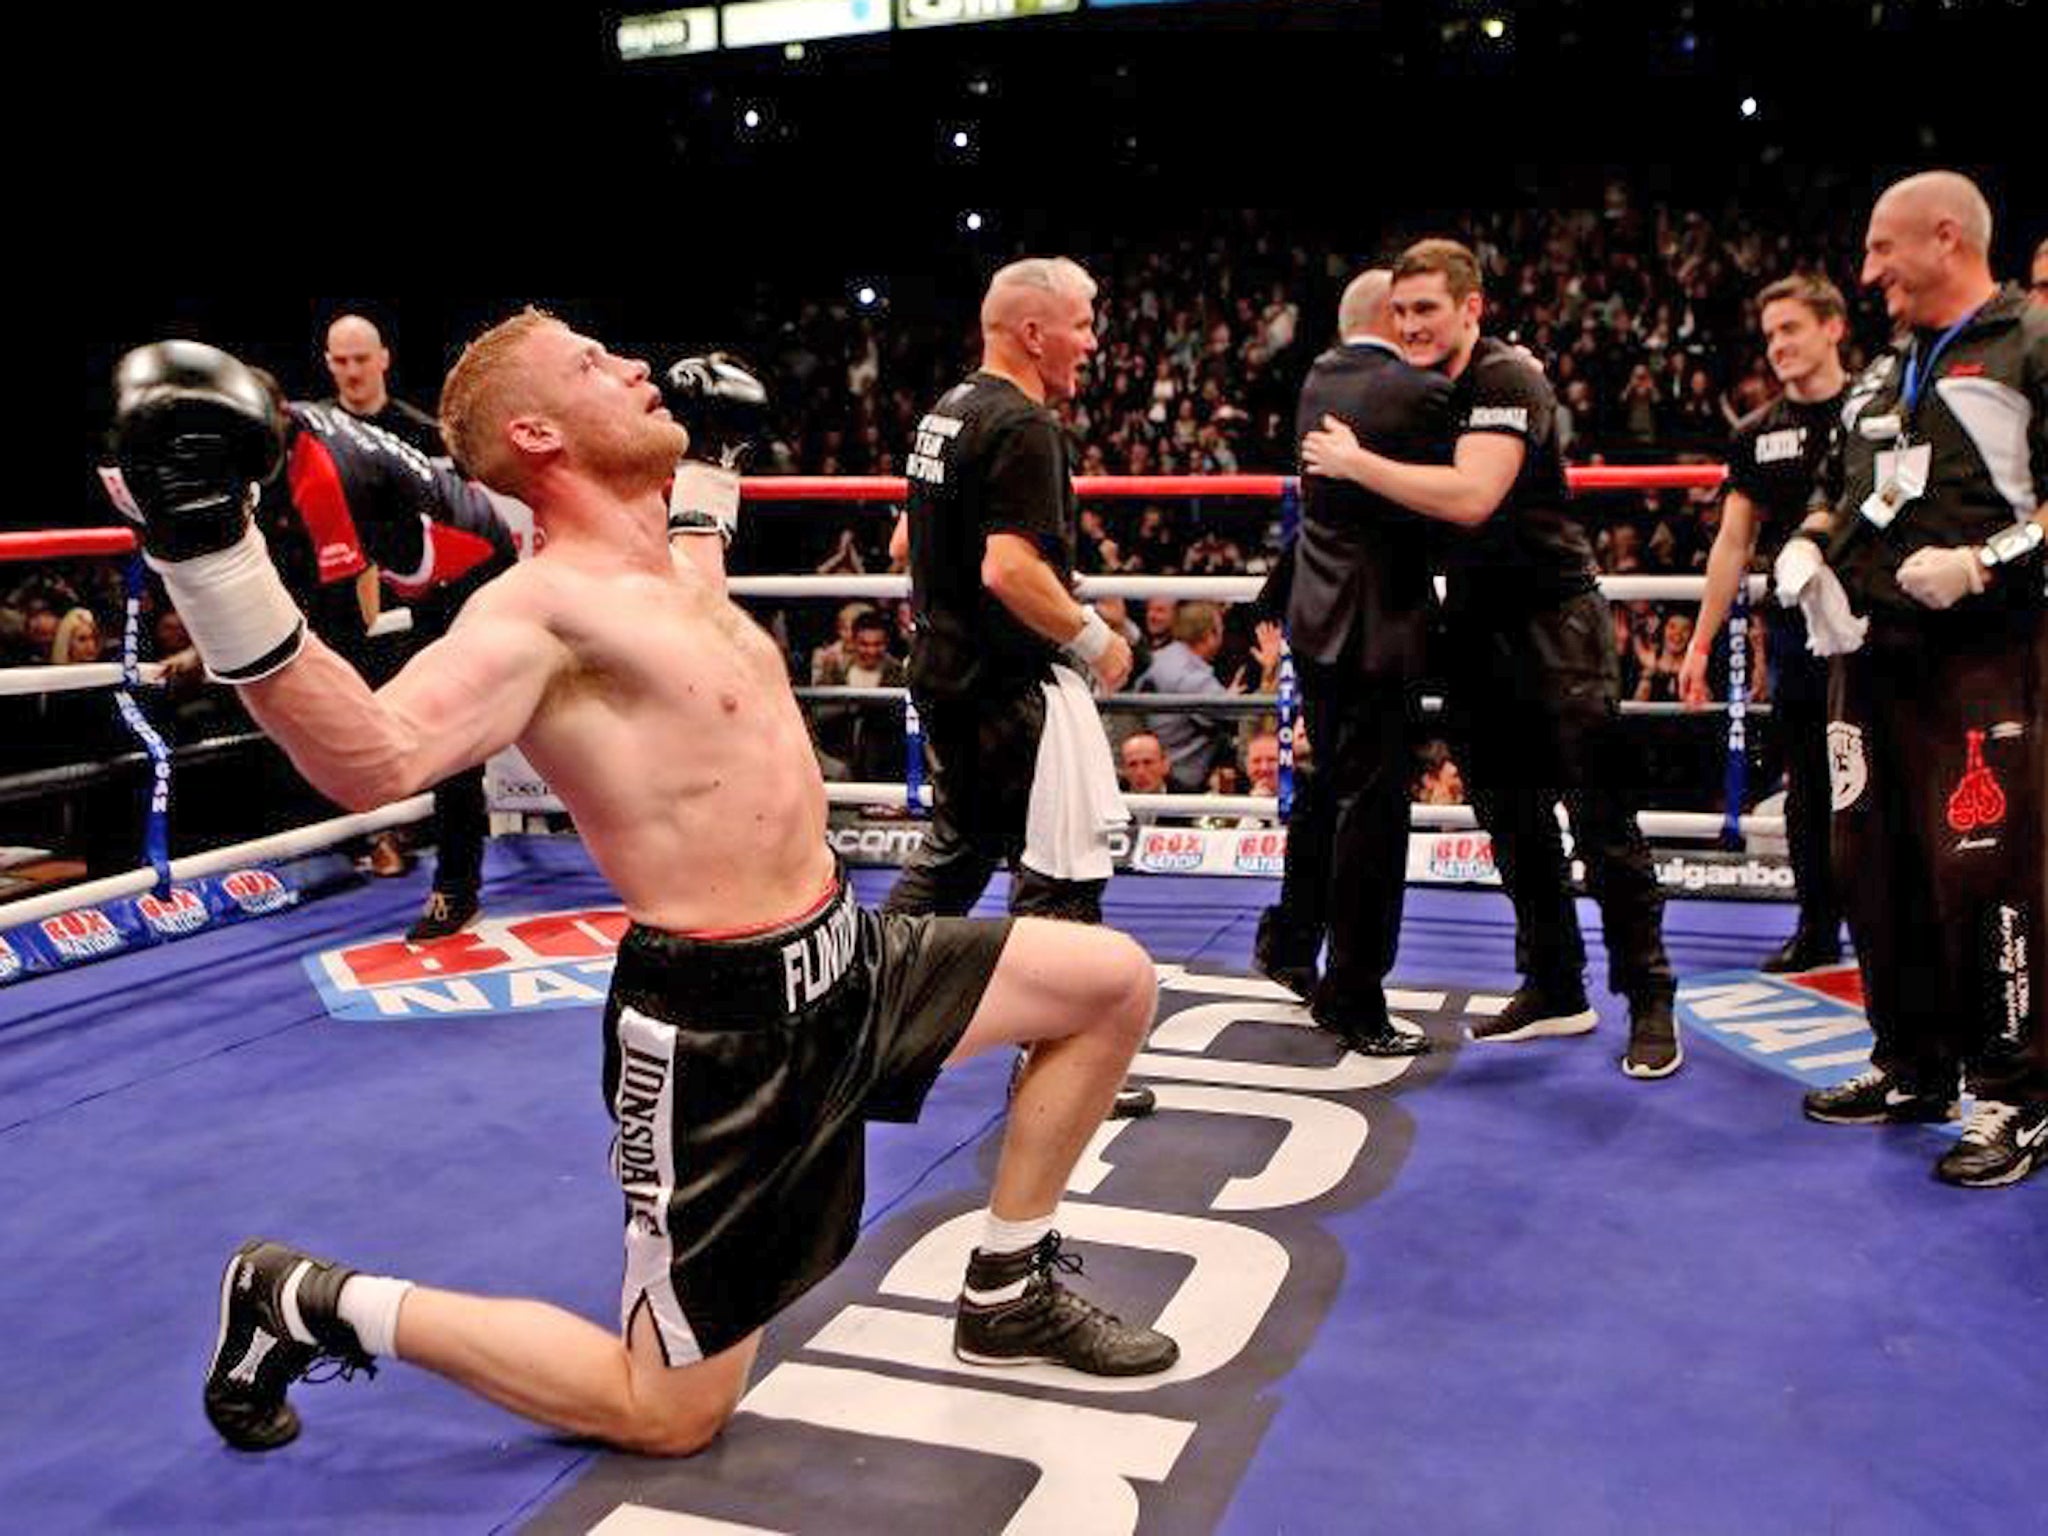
[[727, 573, 1768, 604], [823, 783, 1780, 841], [0, 794, 433, 929]]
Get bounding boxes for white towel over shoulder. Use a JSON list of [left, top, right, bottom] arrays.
[[1021, 664, 1131, 883]]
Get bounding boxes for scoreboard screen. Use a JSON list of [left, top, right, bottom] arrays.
[[618, 0, 1226, 56]]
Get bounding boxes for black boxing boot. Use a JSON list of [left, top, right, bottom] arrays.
[[204, 1240, 375, 1451], [954, 1232, 1178, 1376]]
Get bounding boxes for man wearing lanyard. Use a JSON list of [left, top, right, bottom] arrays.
[[1777, 171, 2047, 1187]]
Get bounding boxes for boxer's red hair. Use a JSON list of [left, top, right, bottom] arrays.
[[440, 307, 558, 497]]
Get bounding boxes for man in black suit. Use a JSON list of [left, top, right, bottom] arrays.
[[1255, 269, 1450, 1057]]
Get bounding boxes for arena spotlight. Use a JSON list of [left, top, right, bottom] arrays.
[[952, 128, 972, 150], [741, 106, 763, 131], [856, 284, 880, 308], [1740, 95, 1758, 118], [963, 211, 985, 232], [1480, 15, 1506, 39]]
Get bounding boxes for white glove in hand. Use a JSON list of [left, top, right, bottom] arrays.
[[1895, 546, 1987, 610], [1798, 563, 1868, 657], [1773, 535, 1824, 607]]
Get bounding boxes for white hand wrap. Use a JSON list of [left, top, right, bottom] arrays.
[[1065, 606, 1114, 665], [145, 523, 306, 683], [667, 462, 741, 547]]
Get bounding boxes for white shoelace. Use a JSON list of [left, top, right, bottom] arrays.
[[1958, 1100, 2019, 1147]]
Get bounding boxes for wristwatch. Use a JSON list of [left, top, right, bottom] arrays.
[[1977, 519, 2045, 570]]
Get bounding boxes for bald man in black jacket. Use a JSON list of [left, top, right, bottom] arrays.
[[1256, 270, 1452, 1056]]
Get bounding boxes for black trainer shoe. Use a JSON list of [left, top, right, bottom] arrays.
[[1321, 1015, 1433, 1057], [1620, 991, 1683, 1079], [1467, 982, 1597, 1044], [955, 1232, 1178, 1376], [205, 1240, 374, 1451], [1935, 1100, 2048, 1188], [1253, 908, 1320, 1002], [406, 887, 480, 944], [1008, 1050, 1156, 1120], [1760, 928, 1843, 974], [1801, 1068, 1959, 1126]]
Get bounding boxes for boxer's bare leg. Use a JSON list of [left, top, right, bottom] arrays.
[[394, 1289, 760, 1455], [947, 918, 1156, 1219]]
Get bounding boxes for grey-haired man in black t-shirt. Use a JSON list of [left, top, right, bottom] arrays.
[[1303, 238, 1680, 1080], [885, 257, 1154, 1118]]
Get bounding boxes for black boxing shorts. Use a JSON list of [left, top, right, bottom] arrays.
[[601, 869, 1012, 1365]]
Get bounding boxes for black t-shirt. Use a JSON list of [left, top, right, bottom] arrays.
[[1725, 388, 1843, 565], [319, 395, 447, 460], [1438, 337, 1598, 612], [904, 373, 1076, 700], [1823, 285, 2046, 645]]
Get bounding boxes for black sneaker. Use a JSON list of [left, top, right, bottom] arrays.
[[954, 1232, 1178, 1376], [1253, 908, 1320, 1002], [1467, 983, 1597, 1044], [1935, 1100, 2048, 1188], [1322, 1016, 1433, 1057], [1760, 928, 1843, 974], [1008, 1050, 1155, 1120], [406, 887, 480, 944], [1801, 1068, 1959, 1126], [1621, 992, 1683, 1080], [205, 1240, 374, 1451]]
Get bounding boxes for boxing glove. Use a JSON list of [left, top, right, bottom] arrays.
[[109, 341, 283, 561], [661, 352, 768, 470], [663, 353, 768, 546], [106, 342, 304, 682]]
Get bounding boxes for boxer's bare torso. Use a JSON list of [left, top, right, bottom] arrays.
[[243, 504, 833, 935]]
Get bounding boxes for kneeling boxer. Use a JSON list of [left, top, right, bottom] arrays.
[[107, 319, 1175, 1460]]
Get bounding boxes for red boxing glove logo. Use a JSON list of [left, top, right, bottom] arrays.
[[1945, 730, 2006, 834]]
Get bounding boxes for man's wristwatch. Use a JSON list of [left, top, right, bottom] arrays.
[[1977, 519, 2044, 571]]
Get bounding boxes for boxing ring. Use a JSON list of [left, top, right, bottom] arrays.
[[1, 479, 2041, 1535]]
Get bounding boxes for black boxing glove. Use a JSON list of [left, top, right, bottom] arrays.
[[107, 341, 284, 561], [103, 341, 305, 683], [661, 352, 768, 469], [662, 353, 767, 548]]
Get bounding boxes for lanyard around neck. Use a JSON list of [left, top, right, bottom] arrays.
[[1900, 306, 1980, 415]]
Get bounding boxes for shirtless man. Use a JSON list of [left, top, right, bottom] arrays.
[[108, 318, 1176, 1461]]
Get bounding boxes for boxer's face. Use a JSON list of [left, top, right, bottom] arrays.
[[1390, 273, 1480, 371], [515, 323, 688, 490], [1761, 298, 1843, 391]]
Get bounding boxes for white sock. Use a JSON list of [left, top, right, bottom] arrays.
[[965, 1212, 1057, 1305], [977, 1210, 1055, 1259], [336, 1274, 415, 1359]]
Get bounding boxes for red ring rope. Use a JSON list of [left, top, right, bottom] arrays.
[[7, 464, 1731, 560]]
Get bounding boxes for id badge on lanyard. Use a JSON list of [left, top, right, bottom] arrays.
[[1861, 309, 1975, 529]]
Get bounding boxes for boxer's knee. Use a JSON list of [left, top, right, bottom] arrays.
[[611, 1394, 737, 1458]]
